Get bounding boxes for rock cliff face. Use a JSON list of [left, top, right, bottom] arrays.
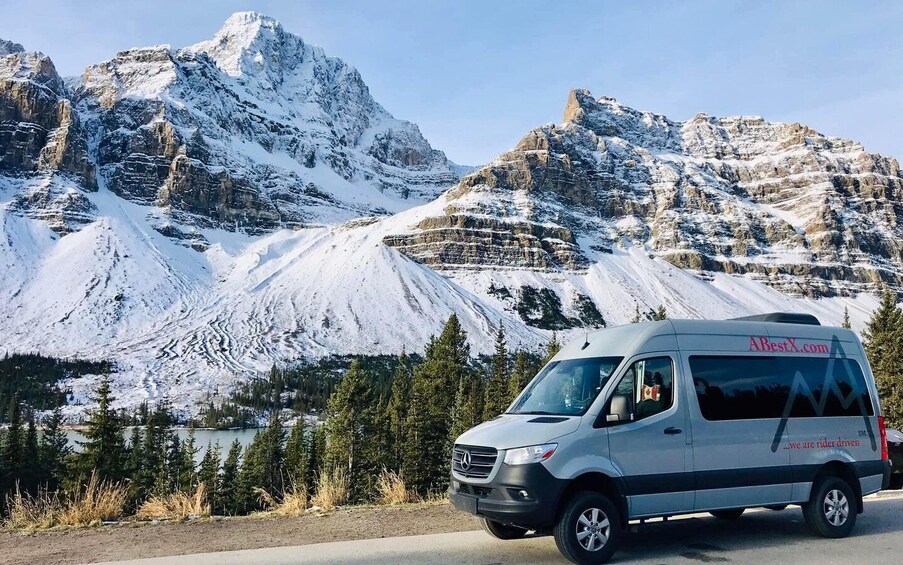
[[386, 89, 903, 298], [0, 46, 97, 232]]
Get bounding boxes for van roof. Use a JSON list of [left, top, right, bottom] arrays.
[[554, 316, 860, 362]]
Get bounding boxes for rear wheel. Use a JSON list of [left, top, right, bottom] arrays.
[[710, 508, 744, 520], [802, 476, 857, 538], [553, 491, 621, 564], [479, 517, 528, 540]]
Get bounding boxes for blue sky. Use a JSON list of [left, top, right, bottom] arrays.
[[2, 0, 901, 166]]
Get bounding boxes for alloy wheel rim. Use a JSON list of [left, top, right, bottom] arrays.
[[576, 507, 610, 552], [823, 489, 849, 527]]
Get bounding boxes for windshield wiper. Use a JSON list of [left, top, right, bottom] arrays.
[[513, 410, 558, 415]]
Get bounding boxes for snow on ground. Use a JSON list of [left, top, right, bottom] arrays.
[[0, 184, 883, 414]]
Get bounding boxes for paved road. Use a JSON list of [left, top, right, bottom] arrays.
[[103, 494, 903, 564]]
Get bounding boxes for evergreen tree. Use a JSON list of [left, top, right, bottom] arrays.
[[38, 405, 71, 490], [125, 426, 144, 479], [630, 304, 643, 324], [219, 439, 242, 515], [23, 414, 39, 492], [138, 402, 170, 498], [237, 413, 286, 509], [387, 349, 412, 471], [161, 430, 183, 493], [842, 306, 852, 329], [77, 376, 126, 482], [2, 395, 24, 486], [652, 305, 668, 321], [450, 371, 483, 442], [304, 426, 325, 498], [483, 327, 510, 420], [507, 350, 531, 405], [864, 290, 903, 427], [543, 332, 561, 365], [179, 431, 199, 492], [284, 419, 307, 488], [404, 315, 470, 495], [323, 359, 376, 502], [198, 442, 221, 503]]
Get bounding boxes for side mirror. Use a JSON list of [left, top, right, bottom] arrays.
[[608, 394, 630, 423]]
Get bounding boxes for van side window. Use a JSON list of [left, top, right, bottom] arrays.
[[611, 357, 674, 423], [689, 355, 874, 421]]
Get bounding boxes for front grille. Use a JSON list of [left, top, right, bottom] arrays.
[[452, 445, 498, 479]]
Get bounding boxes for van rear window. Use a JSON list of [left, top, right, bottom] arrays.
[[689, 355, 874, 421]]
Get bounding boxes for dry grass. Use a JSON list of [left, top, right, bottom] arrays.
[[311, 468, 348, 511], [376, 469, 418, 505], [266, 486, 309, 516], [136, 483, 211, 521], [4, 473, 128, 529]]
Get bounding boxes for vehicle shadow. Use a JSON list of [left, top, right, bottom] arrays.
[[601, 498, 902, 563]]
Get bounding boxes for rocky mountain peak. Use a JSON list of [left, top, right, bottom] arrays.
[[0, 39, 25, 56], [192, 11, 301, 82]]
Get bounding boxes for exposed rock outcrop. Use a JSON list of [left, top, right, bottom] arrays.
[[385, 89, 903, 297]]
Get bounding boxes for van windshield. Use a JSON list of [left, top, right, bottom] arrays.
[[508, 357, 623, 416]]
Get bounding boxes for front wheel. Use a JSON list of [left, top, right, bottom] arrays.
[[802, 476, 857, 538], [553, 491, 621, 565], [480, 517, 528, 540]]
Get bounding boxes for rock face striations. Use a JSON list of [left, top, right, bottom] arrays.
[[1, 12, 461, 235], [386, 89, 903, 298]]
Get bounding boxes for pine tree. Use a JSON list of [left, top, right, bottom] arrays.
[[387, 349, 412, 471], [842, 306, 852, 329], [630, 304, 643, 324], [652, 305, 668, 321], [284, 419, 307, 488], [507, 350, 531, 405], [304, 426, 324, 498], [179, 431, 199, 492], [542, 332, 561, 365], [864, 290, 903, 427], [219, 439, 242, 515], [38, 405, 71, 490], [450, 371, 483, 442], [23, 414, 39, 492], [77, 376, 125, 482], [138, 402, 170, 498], [404, 315, 470, 496], [125, 426, 143, 479], [323, 359, 376, 502], [2, 395, 24, 485], [198, 442, 221, 504], [483, 327, 510, 420], [237, 413, 286, 509]]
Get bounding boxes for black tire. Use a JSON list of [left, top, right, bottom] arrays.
[[553, 491, 621, 565], [890, 475, 903, 490], [710, 508, 744, 520], [766, 504, 788, 511], [479, 517, 528, 540], [802, 476, 857, 538]]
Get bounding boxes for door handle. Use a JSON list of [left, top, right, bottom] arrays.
[[664, 427, 682, 435]]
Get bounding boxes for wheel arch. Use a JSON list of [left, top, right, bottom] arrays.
[[812, 460, 863, 513], [557, 471, 629, 528]]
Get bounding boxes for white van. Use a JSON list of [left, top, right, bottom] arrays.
[[449, 314, 892, 565]]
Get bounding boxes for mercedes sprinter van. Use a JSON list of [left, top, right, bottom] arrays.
[[449, 313, 892, 564]]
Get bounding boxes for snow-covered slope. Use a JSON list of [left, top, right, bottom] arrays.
[[1, 18, 901, 414]]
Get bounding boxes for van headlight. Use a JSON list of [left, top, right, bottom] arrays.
[[503, 443, 558, 465]]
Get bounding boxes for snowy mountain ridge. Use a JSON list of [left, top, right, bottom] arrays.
[[1, 14, 901, 415]]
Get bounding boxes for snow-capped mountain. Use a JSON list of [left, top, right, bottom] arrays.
[[1, 14, 900, 414]]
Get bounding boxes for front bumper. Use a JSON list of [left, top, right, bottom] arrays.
[[448, 461, 567, 528]]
